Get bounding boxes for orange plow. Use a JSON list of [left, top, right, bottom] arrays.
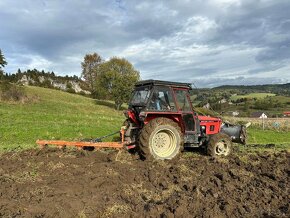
[[36, 128, 131, 150], [36, 140, 124, 149]]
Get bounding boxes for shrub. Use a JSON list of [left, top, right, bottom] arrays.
[[79, 91, 86, 96], [0, 81, 27, 102], [67, 88, 76, 93]]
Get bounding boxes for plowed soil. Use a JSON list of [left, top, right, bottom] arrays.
[[0, 148, 289, 218]]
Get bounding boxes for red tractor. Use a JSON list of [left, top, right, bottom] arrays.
[[123, 80, 246, 160], [37, 80, 246, 160]]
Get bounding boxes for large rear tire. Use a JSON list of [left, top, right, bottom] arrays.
[[139, 118, 183, 160], [207, 133, 232, 157]]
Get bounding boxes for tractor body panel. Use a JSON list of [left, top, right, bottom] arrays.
[[198, 115, 222, 135]]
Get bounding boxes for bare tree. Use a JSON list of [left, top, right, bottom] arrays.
[[81, 53, 102, 94]]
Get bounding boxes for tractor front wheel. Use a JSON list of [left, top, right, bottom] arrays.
[[139, 118, 183, 160], [207, 133, 232, 157]]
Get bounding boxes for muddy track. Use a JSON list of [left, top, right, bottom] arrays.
[[0, 148, 289, 217]]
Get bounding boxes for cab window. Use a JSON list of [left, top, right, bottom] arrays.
[[148, 86, 176, 111], [174, 90, 191, 111], [130, 86, 151, 106]]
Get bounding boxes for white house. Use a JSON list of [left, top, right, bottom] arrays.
[[251, 112, 268, 119]]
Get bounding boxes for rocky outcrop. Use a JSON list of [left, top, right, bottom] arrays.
[[19, 75, 35, 85], [18, 75, 91, 94]]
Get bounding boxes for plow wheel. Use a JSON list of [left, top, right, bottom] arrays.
[[207, 133, 232, 157], [139, 118, 183, 160]]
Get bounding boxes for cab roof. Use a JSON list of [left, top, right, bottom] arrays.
[[135, 80, 192, 89]]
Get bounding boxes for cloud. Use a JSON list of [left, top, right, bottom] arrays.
[[194, 76, 290, 88], [0, 0, 289, 87]]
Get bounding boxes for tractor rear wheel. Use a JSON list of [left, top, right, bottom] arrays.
[[139, 118, 183, 160], [207, 133, 232, 157]]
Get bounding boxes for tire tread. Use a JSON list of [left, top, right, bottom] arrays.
[[139, 117, 183, 160]]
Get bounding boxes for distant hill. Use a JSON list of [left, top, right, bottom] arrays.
[[1, 69, 91, 95], [212, 83, 290, 96], [190, 83, 290, 117]]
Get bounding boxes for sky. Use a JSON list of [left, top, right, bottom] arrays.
[[0, 0, 290, 87]]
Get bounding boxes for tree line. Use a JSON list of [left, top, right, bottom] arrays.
[[1, 68, 80, 83]]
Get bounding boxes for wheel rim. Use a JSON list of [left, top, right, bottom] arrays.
[[215, 140, 230, 156], [151, 129, 177, 159]]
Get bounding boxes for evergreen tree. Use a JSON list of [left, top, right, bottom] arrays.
[[0, 49, 7, 68], [0, 49, 7, 80]]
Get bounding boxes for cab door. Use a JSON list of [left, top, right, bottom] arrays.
[[173, 89, 199, 144], [173, 89, 197, 134]]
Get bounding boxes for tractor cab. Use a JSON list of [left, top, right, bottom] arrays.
[[128, 80, 196, 126], [129, 80, 192, 112]]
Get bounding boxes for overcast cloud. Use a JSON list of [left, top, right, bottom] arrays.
[[0, 0, 289, 87]]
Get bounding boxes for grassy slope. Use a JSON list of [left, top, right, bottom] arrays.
[[0, 86, 289, 152], [230, 93, 276, 101], [0, 86, 124, 151]]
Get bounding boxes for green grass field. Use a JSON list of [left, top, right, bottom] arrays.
[[230, 92, 276, 101], [0, 86, 289, 152], [247, 127, 290, 144], [0, 86, 124, 151]]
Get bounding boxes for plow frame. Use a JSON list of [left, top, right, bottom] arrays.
[[36, 128, 127, 150]]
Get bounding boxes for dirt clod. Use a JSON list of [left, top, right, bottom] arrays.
[[0, 148, 289, 217]]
